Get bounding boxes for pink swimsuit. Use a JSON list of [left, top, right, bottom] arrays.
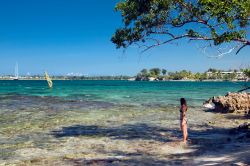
[[180, 107, 187, 125]]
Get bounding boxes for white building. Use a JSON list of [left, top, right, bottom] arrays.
[[206, 71, 245, 79]]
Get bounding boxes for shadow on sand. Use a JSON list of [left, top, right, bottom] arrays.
[[51, 123, 250, 165], [51, 123, 174, 142]]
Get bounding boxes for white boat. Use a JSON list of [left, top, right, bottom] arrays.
[[13, 62, 19, 80]]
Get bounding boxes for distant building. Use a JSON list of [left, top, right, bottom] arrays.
[[206, 71, 245, 80]]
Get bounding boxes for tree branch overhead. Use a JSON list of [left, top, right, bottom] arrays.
[[111, 0, 250, 55]]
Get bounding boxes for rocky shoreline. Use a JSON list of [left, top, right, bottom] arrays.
[[205, 92, 250, 114]]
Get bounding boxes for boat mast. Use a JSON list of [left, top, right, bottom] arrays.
[[15, 62, 19, 79]]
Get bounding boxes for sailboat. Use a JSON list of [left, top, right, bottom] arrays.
[[13, 63, 19, 80], [44, 71, 53, 88]]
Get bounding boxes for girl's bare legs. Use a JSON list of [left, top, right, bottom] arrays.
[[182, 122, 188, 143]]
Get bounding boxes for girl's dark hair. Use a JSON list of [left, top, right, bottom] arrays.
[[180, 98, 187, 106]]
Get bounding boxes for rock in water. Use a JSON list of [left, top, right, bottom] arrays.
[[205, 92, 250, 114]]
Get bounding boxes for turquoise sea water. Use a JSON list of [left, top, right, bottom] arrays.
[[0, 80, 248, 107]]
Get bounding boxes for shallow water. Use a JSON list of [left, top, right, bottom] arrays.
[[0, 80, 249, 165]]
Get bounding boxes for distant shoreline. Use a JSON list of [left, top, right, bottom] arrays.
[[0, 78, 248, 82]]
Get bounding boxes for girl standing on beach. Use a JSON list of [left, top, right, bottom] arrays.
[[180, 98, 188, 143]]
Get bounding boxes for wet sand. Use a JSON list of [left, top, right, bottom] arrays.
[[0, 96, 249, 165]]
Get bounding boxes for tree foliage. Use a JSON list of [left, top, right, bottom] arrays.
[[112, 0, 250, 54], [162, 69, 167, 75], [168, 70, 193, 80], [140, 68, 148, 75], [149, 68, 161, 77], [243, 68, 250, 78]]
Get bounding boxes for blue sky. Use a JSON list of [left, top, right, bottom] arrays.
[[0, 0, 249, 76]]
